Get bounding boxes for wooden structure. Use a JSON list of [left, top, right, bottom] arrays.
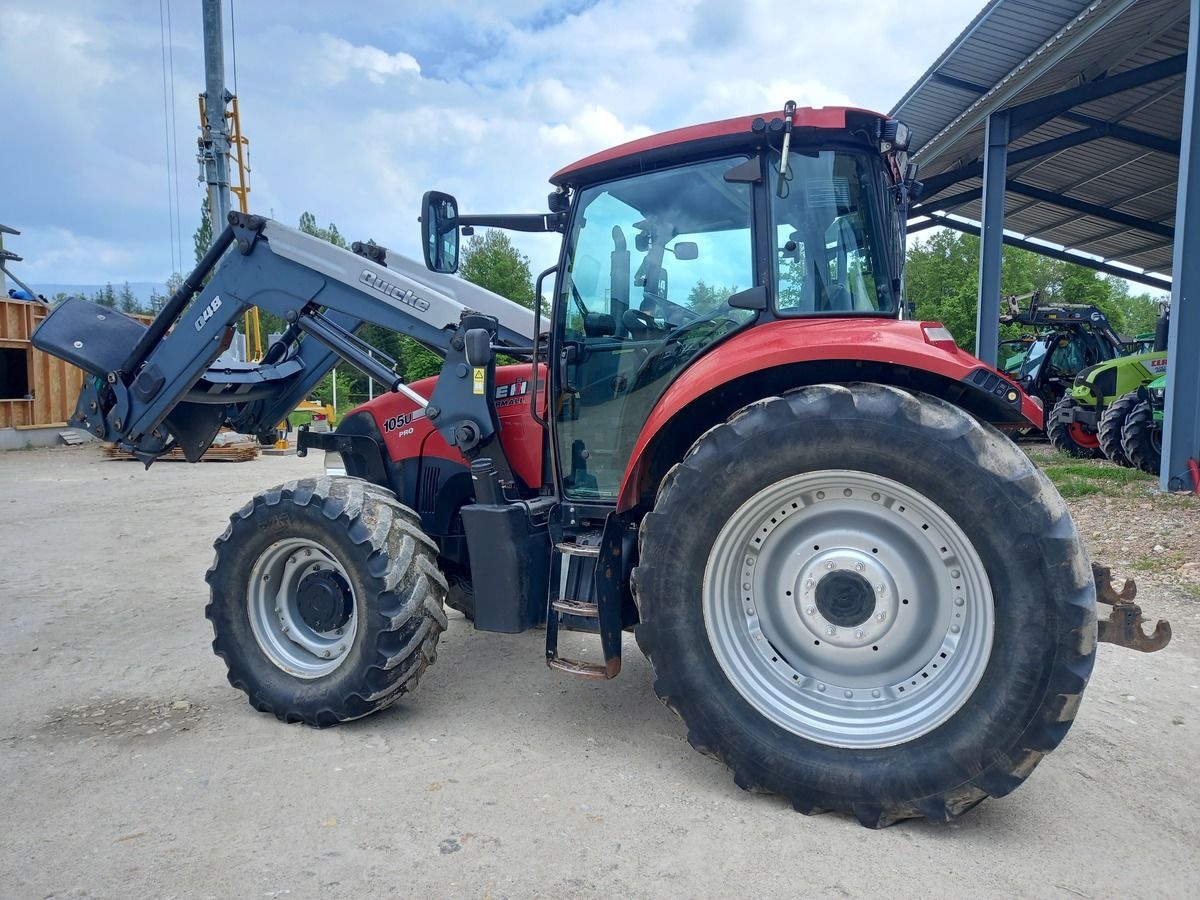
[[101, 439, 260, 463], [0, 297, 84, 430], [0, 298, 155, 431]]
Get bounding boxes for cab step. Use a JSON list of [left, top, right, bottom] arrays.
[[545, 536, 621, 680]]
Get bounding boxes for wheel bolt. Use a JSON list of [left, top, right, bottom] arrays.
[[816, 684, 826, 692], [805, 606, 816, 615], [263, 574, 270, 582], [954, 597, 964, 607], [323, 650, 331, 658], [854, 562, 865, 572], [805, 579, 814, 590], [844, 689, 853, 698], [854, 629, 864, 639], [825, 561, 836, 570], [872, 689, 881, 698], [282, 626, 289, 635], [876, 611, 886, 621], [305, 550, 312, 557], [951, 569, 961, 578], [825, 625, 837, 636], [950, 624, 961, 634], [876, 584, 885, 594]]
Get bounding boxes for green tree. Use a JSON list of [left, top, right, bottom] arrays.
[[118, 281, 139, 314], [458, 230, 536, 309], [903, 230, 1160, 352], [686, 280, 739, 315], [93, 282, 117, 308], [299, 212, 348, 248], [194, 199, 214, 265]]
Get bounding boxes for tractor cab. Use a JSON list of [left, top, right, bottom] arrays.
[[423, 106, 925, 502]]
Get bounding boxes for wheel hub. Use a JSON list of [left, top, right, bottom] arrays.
[[297, 570, 353, 633], [815, 570, 876, 627], [246, 538, 358, 679], [793, 548, 898, 650]]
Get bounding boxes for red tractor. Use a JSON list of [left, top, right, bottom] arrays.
[[33, 103, 1165, 827]]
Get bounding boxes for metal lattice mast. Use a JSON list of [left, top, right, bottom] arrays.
[[199, 0, 231, 228]]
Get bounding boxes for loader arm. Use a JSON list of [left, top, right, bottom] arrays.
[[32, 213, 536, 464]]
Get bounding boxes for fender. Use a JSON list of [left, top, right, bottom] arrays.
[[616, 318, 1040, 511]]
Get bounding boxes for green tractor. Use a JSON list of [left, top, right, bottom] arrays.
[[1120, 374, 1167, 474], [1048, 348, 1169, 459]]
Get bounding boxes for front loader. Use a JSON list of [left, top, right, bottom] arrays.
[[31, 104, 1170, 827]]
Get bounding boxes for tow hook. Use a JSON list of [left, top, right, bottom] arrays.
[[1093, 563, 1172, 653]]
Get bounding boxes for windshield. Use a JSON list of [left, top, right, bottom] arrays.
[[770, 150, 896, 314]]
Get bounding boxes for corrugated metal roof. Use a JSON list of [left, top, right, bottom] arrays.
[[892, 0, 1187, 282]]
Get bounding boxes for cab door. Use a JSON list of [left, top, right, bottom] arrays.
[[552, 157, 757, 500]]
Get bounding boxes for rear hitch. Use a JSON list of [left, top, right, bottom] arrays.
[[1092, 563, 1172, 653]]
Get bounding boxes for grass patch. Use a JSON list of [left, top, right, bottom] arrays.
[[1041, 462, 1154, 484], [1131, 551, 1185, 574], [1052, 479, 1104, 499], [1181, 583, 1200, 600]]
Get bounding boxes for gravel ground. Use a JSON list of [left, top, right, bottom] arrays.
[[0, 444, 1197, 899]]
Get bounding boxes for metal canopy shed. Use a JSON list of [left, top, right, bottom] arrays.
[[892, 0, 1199, 491]]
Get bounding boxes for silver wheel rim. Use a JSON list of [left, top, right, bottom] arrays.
[[703, 470, 994, 749], [247, 538, 358, 678]]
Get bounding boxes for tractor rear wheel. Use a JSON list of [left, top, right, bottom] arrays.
[[1048, 396, 1103, 459], [1097, 392, 1139, 467], [1121, 399, 1162, 475], [206, 476, 448, 726], [633, 384, 1096, 827]]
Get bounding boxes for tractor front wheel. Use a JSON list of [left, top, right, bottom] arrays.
[[633, 384, 1096, 827], [206, 476, 448, 726], [1048, 397, 1103, 459], [1121, 399, 1163, 475], [1097, 392, 1139, 467]]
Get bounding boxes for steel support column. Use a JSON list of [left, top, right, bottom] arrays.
[[975, 111, 1009, 365], [1161, 0, 1200, 491]]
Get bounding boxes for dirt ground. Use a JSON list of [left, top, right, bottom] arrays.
[[1, 444, 1197, 899]]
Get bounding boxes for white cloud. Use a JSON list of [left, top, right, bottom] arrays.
[[0, 0, 984, 285], [317, 35, 420, 85]]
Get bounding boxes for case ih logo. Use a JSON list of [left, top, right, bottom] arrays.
[[359, 270, 432, 313]]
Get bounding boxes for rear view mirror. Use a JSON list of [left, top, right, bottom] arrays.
[[670, 241, 698, 260], [421, 191, 460, 273]]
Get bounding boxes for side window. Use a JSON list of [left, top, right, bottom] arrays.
[[772, 150, 891, 314]]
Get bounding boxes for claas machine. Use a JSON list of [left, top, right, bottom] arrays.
[[30, 104, 1169, 827]]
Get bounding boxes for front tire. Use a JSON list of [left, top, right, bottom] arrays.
[[1048, 396, 1103, 459], [206, 476, 448, 726], [633, 384, 1096, 827], [1121, 399, 1162, 475], [1097, 392, 1139, 466]]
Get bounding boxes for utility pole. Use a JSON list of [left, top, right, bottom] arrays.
[[199, 0, 231, 228]]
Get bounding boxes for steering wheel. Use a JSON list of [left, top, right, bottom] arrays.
[[622, 307, 660, 334], [629, 302, 740, 388]]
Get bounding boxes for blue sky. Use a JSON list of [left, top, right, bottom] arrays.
[[0, 0, 983, 287]]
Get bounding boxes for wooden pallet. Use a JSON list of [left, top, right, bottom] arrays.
[[101, 441, 261, 463]]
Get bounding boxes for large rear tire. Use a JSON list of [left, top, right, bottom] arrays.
[[1048, 396, 1103, 459], [1121, 399, 1162, 475], [633, 384, 1096, 827], [206, 476, 448, 726], [1097, 392, 1139, 467]]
